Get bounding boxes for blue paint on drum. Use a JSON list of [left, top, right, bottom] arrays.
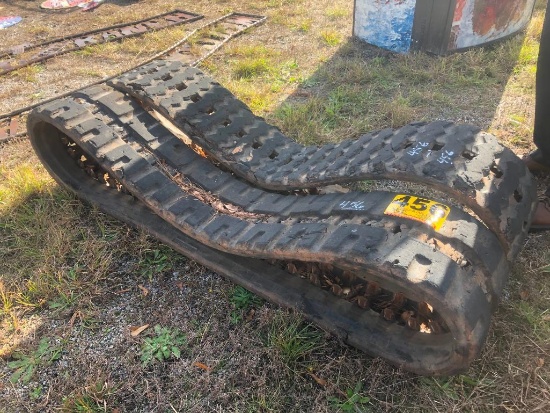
[[389, 7, 415, 53], [354, 0, 417, 53]]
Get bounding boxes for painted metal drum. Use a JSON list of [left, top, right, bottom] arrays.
[[353, 0, 537, 54]]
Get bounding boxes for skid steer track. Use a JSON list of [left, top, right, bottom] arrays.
[[110, 61, 537, 258], [28, 63, 536, 376]]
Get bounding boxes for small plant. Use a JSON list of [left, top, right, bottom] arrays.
[[140, 325, 187, 366], [297, 18, 312, 33], [61, 380, 117, 412], [231, 285, 263, 310], [8, 337, 63, 384], [233, 57, 272, 79], [29, 385, 43, 400], [229, 285, 263, 324], [326, 7, 348, 19], [329, 381, 371, 413], [139, 249, 170, 280], [48, 290, 80, 312], [62, 395, 103, 413]]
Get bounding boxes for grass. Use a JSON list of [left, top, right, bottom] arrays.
[[325, 7, 349, 20], [233, 57, 272, 79], [265, 315, 323, 368], [61, 380, 117, 413], [320, 29, 343, 46], [229, 286, 263, 324], [138, 248, 171, 281], [328, 381, 371, 413], [0, 0, 549, 411]]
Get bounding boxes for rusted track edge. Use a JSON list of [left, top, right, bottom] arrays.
[[0, 12, 266, 144], [0, 10, 203, 76]]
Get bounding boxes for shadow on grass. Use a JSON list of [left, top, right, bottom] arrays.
[[271, 34, 526, 148]]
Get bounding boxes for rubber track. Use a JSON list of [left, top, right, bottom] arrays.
[[71, 84, 509, 299], [108, 60, 537, 259], [26, 134, 481, 377], [29, 87, 510, 375]]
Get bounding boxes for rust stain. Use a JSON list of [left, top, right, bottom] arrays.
[[473, 0, 529, 36], [455, 0, 467, 21]]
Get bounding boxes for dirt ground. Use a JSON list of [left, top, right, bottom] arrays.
[[1, 1, 549, 412]]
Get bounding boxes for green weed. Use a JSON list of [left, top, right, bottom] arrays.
[[329, 381, 371, 413], [266, 316, 322, 367], [325, 7, 348, 19], [419, 375, 482, 402], [229, 44, 275, 59], [62, 395, 103, 413], [9, 65, 43, 83], [231, 286, 263, 310], [514, 301, 550, 340], [273, 100, 324, 145], [229, 285, 262, 324], [266, 0, 299, 7], [227, 81, 275, 113], [297, 18, 312, 32], [139, 249, 171, 280], [140, 325, 187, 366], [8, 337, 63, 384], [61, 380, 117, 412], [48, 290, 80, 312], [29, 385, 43, 400], [233, 58, 272, 79]]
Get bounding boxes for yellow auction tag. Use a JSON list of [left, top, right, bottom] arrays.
[[384, 194, 450, 231]]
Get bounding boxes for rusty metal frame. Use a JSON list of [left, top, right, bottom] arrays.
[[165, 12, 267, 66], [0, 10, 204, 76], [0, 12, 266, 144]]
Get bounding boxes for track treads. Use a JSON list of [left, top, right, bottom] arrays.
[[108, 60, 537, 259], [26, 123, 489, 376], [163, 13, 266, 65], [71, 84, 508, 299], [29, 95, 506, 375]]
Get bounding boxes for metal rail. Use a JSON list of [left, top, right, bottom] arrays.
[[0, 12, 266, 144], [0, 10, 203, 75]]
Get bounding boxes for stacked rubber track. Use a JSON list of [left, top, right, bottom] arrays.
[[27, 61, 537, 376]]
